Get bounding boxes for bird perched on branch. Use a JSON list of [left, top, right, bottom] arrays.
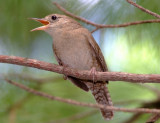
[[31, 14, 113, 120]]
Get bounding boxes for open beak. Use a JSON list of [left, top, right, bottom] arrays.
[[30, 18, 50, 31]]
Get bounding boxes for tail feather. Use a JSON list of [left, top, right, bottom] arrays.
[[86, 82, 113, 120]]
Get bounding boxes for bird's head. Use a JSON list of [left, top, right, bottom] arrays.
[[30, 14, 80, 35]]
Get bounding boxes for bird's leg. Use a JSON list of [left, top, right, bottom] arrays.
[[90, 67, 97, 89]]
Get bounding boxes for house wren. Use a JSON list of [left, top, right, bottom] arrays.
[[31, 14, 113, 120]]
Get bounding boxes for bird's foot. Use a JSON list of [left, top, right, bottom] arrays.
[[90, 67, 97, 83], [63, 75, 67, 80], [61, 65, 68, 80]]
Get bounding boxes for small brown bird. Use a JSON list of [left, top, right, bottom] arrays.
[[31, 14, 113, 120]]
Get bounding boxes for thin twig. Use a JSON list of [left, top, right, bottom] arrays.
[[115, 99, 149, 105], [7, 82, 43, 123], [91, 27, 100, 33], [124, 113, 142, 123], [146, 114, 160, 123], [1, 55, 160, 83], [48, 110, 98, 123], [53, 2, 160, 31], [139, 84, 160, 98], [5, 79, 160, 114], [8, 95, 31, 123], [125, 99, 160, 123], [9, 108, 16, 123], [7, 73, 62, 84], [126, 0, 160, 19]]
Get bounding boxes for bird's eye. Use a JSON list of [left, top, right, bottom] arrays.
[[51, 15, 57, 20]]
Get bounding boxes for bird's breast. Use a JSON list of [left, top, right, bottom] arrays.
[[52, 31, 101, 71]]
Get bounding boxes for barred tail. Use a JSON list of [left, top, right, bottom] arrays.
[[86, 82, 113, 120]]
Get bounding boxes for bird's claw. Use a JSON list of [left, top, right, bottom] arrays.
[[63, 75, 67, 80], [90, 67, 97, 83]]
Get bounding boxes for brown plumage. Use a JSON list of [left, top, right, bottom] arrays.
[[31, 14, 113, 120]]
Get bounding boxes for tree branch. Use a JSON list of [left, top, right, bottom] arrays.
[[5, 79, 160, 114], [124, 99, 160, 123], [139, 84, 160, 98], [53, 2, 160, 31], [146, 114, 160, 123], [124, 113, 142, 123], [126, 0, 160, 19], [48, 110, 97, 123], [7, 73, 62, 84], [1, 55, 160, 83]]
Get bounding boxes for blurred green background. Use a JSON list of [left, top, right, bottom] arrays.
[[0, 0, 160, 123]]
